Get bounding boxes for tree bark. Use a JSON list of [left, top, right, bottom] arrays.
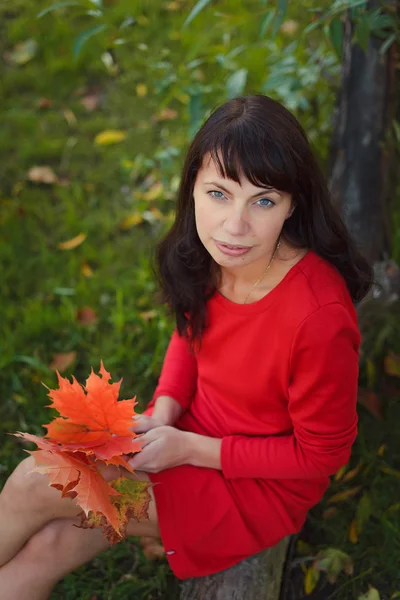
[[179, 536, 290, 600], [328, 0, 398, 263]]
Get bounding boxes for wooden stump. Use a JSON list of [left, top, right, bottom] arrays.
[[179, 535, 291, 600]]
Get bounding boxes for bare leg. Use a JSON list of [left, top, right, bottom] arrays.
[[0, 516, 110, 600], [0, 460, 162, 600], [0, 455, 160, 567]]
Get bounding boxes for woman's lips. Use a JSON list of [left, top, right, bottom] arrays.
[[214, 241, 252, 257]]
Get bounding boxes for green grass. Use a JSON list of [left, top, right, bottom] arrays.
[[1, 1, 400, 599]]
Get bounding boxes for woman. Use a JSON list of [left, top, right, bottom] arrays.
[[0, 94, 373, 598]]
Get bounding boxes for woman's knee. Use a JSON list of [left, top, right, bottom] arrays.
[[1, 456, 45, 511], [1, 456, 80, 519]]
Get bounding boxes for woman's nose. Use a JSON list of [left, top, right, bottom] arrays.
[[223, 210, 249, 236]]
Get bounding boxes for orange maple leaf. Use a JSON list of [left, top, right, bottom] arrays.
[[31, 449, 122, 533], [44, 361, 138, 443], [13, 363, 149, 542]]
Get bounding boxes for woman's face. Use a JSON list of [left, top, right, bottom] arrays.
[[193, 153, 294, 276]]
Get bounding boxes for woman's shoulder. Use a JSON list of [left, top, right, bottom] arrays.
[[286, 249, 357, 325]]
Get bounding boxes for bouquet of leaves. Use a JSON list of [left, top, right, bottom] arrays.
[[13, 362, 151, 543]]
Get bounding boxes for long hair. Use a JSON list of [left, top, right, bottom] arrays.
[[154, 94, 374, 346]]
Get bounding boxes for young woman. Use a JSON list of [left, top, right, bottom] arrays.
[[0, 94, 373, 598]]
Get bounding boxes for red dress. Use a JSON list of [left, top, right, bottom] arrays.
[[143, 250, 360, 579]]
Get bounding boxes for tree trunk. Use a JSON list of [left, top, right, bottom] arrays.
[[328, 0, 398, 263], [179, 536, 290, 600]]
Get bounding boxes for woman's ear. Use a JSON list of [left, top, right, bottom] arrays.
[[286, 205, 295, 220]]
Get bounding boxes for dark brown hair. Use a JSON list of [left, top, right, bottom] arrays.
[[154, 94, 373, 345]]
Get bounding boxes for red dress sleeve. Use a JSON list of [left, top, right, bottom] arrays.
[[220, 303, 361, 479], [143, 328, 197, 414]]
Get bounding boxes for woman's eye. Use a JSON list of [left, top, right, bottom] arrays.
[[256, 198, 274, 208], [209, 190, 225, 200]]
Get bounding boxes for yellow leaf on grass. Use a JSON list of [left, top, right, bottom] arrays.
[[349, 519, 358, 543], [334, 464, 348, 481], [81, 263, 93, 278], [381, 465, 400, 479], [358, 586, 381, 600], [327, 486, 362, 504], [304, 566, 320, 595], [119, 212, 143, 230], [384, 352, 400, 378], [136, 83, 147, 97], [143, 182, 163, 201], [58, 233, 87, 250], [95, 130, 126, 145], [377, 443, 387, 457], [342, 461, 363, 483]]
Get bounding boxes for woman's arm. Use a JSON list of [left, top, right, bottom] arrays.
[[143, 329, 198, 418], [218, 303, 361, 479]]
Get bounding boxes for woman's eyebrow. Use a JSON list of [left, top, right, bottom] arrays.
[[203, 181, 282, 198]]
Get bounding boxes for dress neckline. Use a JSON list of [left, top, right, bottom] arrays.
[[212, 249, 315, 315]]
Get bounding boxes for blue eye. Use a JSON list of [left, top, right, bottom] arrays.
[[256, 198, 274, 208], [208, 190, 225, 199]]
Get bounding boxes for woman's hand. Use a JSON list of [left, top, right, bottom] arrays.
[[127, 426, 191, 473], [132, 414, 165, 434]]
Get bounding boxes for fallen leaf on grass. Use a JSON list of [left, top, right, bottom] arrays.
[[151, 108, 178, 122], [357, 389, 383, 419], [139, 310, 158, 321], [342, 460, 363, 483], [63, 109, 77, 126], [119, 212, 143, 230], [81, 262, 94, 277], [136, 83, 147, 97], [358, 587, 381, 600], [349, 519, 358, 543], [49, 351, 77, 373], [5, 39, 38, 65], [58, 233, 87, 250], [304, 566, 320, 595], [76, 306, 97, 325], [94, 130, 126, 145], [327, 486, 362, 504], [36, 97, 53, 109], [313, 547, 353, 583], [27, 166, 58, 184], [322, 507, 338, 519], [384, 352, 400, 378], [80, 93, 102, 111]]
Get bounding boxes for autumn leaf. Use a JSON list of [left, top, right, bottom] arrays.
[[357, 389, 383, 419], [58, 233, 87, 250], [78, 477, 152, 543], [349, 519, 358, 543], [304, 566, 320, 595], [94, 130, 126, 145], [384, 352, 400, 378], [12, 363, 148, 541], [49, 351, 77, 373], [119, 212, 143, 230], [76, 306, 97, 325], [27, 166, 58, 184], [136, 83, 147, 97], [327, 486, 362, 504], [6, 39, 38, 65], [31, 449, 121, 533]]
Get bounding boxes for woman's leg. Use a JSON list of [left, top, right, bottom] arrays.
[[0, 455, 160, 566], [0, 509, 163, 600]]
